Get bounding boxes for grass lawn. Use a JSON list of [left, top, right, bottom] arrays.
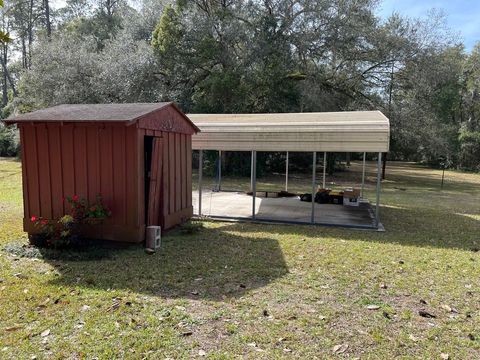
[[1, 157, 479, 359]]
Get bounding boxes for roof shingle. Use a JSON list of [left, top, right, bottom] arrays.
[[4, 103, 172, 123]]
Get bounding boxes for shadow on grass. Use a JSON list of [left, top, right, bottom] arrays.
[[41, 204, 478, 300], [45, 222, 289, 301], [219, 205, 480, 252]]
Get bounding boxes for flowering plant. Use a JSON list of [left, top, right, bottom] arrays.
[[65, 194, 111, 222], [30, 194, 111, 248]]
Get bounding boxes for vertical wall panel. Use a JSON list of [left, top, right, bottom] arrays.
[[36, 125, 52, 218], [23, 126, 40, 217], [162, 132, 169, 224], [113, 126, 127, 225], [180, 134, 186, 209], [137, 129, 145, 226], [125, 126, 137, 227], [48, 125, 64, 218], [186, 135, 192, 208], [61, 125, 76, 199], [168, 132, 175, 215], [100, 126, 114, 222], [19, 127, 29, 218], [73, 126, 88, 200], [86, 126, 100, 203], [175, 133, 181, 212]]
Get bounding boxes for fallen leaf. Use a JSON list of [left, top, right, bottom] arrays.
[[409, 334, 419, 342], [81, 305, 91, 311], [198, 349, 206, 356], [40, 329, 50, 337], [332, 344, 348, 354], [366, 305, 380, 310], [74, 322, 85, 329], [14, 273, 28, 279], [107, 300, 121, 312], [5, 325, 23, 332], [247, 342, 257, 347], [283, 348, 292, 353], [419, 310, 436, 318], [440, 304, 452, 312], [440, 353, 449, 360]]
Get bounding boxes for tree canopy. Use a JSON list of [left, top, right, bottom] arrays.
[[0, 0, 479, 170]]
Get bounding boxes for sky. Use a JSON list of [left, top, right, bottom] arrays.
[[376, 0, 480, 51]]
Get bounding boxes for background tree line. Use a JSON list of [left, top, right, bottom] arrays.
[[0, 0, 479, 173]]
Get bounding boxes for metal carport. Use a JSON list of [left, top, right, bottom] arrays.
[[188, 111, 390, 229]]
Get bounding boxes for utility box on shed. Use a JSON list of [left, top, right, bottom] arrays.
[[4, 102, 200, 243]]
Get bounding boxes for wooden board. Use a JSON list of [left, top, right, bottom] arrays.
[[147, 137, 163, 226]]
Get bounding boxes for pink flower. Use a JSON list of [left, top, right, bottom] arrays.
[[31, 216, 38, 222], [72, 195, 79, 201]]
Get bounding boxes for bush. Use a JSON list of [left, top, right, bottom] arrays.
[[0, 124, 19, 157], [30, 194, 111, 249]]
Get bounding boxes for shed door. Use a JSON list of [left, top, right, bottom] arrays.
[[147, 137, 163, 226]]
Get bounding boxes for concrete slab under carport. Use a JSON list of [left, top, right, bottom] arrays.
[[192, 190, 377, 229]]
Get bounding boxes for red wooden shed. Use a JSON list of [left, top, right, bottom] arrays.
[[4, 102, 199, 243]]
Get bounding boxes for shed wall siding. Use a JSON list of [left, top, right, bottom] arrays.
[[20, 123, 141, 242]]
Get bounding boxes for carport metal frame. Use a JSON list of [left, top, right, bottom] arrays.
[[196, 150, 383, 230]]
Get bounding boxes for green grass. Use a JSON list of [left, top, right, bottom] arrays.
[[1, 157, 479, 359]]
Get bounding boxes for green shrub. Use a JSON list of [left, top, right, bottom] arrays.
[[0, 124, 19, 157]]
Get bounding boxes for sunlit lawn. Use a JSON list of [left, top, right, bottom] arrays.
[[0, 157, 479, 359]]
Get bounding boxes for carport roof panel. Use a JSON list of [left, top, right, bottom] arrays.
[[189, 111, 390, 152]]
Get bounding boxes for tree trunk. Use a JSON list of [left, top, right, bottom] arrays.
[[44, 0, 51, 37], [21, 37, 27, 69], [2, 44, 7, 105], [382, 152, 387, 180], [27, 0, 34, 68], [0, 54, 17, 96]]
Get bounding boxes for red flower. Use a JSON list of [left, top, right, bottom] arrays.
[[72, 195, 79, 201], [41, 219, 49, 225], [30, 215, 38, 222]]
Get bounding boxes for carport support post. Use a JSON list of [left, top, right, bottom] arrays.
[[322, 152, 327, 188], [198, 150, 203, 216], [251, 150, 257, 219], [375, 152, 382, 227], [311, 152, 317, 223], [285, 151, 289, 192], [218, 150, 222, 191], [361, 152, 366, 199]]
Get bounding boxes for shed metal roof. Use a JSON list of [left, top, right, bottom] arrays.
[[4, 103, 172, 123], [189, 111, 390, 152]]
